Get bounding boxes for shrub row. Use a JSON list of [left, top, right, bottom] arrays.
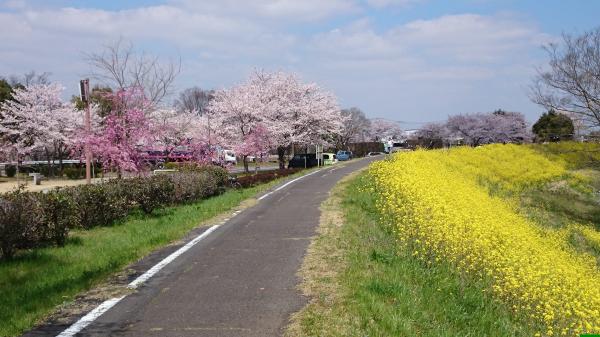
[[4, 165, 16, 177], [0, 166, 228, 259], [233, 168, 302, 188]]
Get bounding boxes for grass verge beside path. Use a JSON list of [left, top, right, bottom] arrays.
[[286, 172, 533, 337], [0, 169, 316, 337]]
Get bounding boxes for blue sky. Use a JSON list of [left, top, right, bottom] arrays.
[[0, 0, 597, 128]]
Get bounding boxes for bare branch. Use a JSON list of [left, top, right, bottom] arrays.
[[84, 37, 180, 106], [531, 28, 600, 127]]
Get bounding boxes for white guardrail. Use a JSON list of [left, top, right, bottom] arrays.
[[0, 160, 83, 166]]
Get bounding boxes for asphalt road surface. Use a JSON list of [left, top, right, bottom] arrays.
[[31, 157, 379, 337]]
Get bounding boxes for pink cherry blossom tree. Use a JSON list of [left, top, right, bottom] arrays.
[[415, 122, 448, 148], [0, 83, 80, 176], [446, 111, 531, 146], [78, 87, 156, 177], [234, 123, 273, 171], [149, 108, 216, 164], [368, 118, 403, 141], [226, 70, 344, 170], [208, 74, 269, 172], [209, 70, 345, 171]]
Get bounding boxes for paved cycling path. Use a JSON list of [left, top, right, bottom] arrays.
[[40, 157, 377, 337]]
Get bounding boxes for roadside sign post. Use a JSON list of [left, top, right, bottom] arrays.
[[79, 79, 92, 184], [316, 144, 323, 167]]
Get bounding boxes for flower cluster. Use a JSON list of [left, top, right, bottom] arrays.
[[368, 145, 600, 336]]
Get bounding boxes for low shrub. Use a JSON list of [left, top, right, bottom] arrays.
[[38, 190, 78, 246], [0, 189, 44, 259], [195, 165, 229, 188], [63, 167, 83, 180], [163, 162, 179, 170], [170, 172, 219, 204], [0, 165, 232, 259], [178, 163, 229, 187], [129, 175, 174, 214], [66, 183, 132, 229], [235, 168, 302, 188], [5, 165, 16, 178], [38, 165, 51, 177]]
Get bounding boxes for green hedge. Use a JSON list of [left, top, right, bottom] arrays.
[[234, 168, 302, 188], [5, 165, 16, 177], [0, 166, 228, 259]]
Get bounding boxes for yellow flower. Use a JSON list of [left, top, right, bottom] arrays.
[[367, 144, 600, 336]]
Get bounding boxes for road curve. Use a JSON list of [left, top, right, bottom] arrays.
[[32, 157, 378, 337]]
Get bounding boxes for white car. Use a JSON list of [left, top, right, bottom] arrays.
[[389, 142, 411, 153], [223, 150, 237, 165]]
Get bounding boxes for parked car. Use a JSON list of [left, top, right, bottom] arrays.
[[223, 150, 237, 165], [389, 141, 411, 153], [288, 153, 318, 168], [367, 152, 384, 156], [336, 150, 353, 161], [322, 153, 337, 165]]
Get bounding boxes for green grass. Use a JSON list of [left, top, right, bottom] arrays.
[[0, 170, 313, 337], [528, 141, 600, 170], [520, 183, 600, 230], [290, 173, 534, 337], [517, 168, 600, 266]]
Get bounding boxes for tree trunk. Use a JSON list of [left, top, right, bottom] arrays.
[[59, 156, 64, 177], [277, 146, 286, 170], [243, 155, 249, 173], [15, 154, 20, 185], [57, 143, 65, 176], [45, 147, 53, 177]]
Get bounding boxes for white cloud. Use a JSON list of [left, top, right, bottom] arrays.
[[365, 0, 424, 9], [1, 0, 26, 9], [0, 2, 551, 122], [309, 14, 548, 78], [170, 0, 360, 22]]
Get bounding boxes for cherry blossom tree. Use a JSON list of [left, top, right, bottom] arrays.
[[234, 123, 273, 172], [489, 110, 531, 143], [149, 108, 216, 163], [288, 82, 344, 147], [79, 87, 156, 176], [208, 78, 263, 172], [247, 70, 343, 169], [208, 70, 343, 171], [368, 118, 403, 141], [334, 107, 371, 148], [0, 83, 80, 176], [416, 122, 448, 148], [446, 111, 531, 146], [151, 109, 198, 151]]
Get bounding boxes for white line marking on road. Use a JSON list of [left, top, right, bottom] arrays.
[[56, 296, 125, 337], [54, 204, 250, 336], [127, 225, 220, 289], [56, 167, 341, 337], [257, 193, 272, 201], [257, 169, 323, 201]]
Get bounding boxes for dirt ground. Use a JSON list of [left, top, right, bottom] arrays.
[[0, 177, 109, 193]]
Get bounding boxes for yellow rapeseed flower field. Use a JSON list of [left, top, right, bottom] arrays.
[[368, 144, 600, 336]]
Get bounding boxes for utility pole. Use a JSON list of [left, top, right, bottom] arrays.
[[79, 79, 92, 184]]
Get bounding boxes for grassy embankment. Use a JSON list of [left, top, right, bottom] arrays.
[[289, 142, 600, 337], [287, 172, 533, 337], [0, 169, 314, 337]]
